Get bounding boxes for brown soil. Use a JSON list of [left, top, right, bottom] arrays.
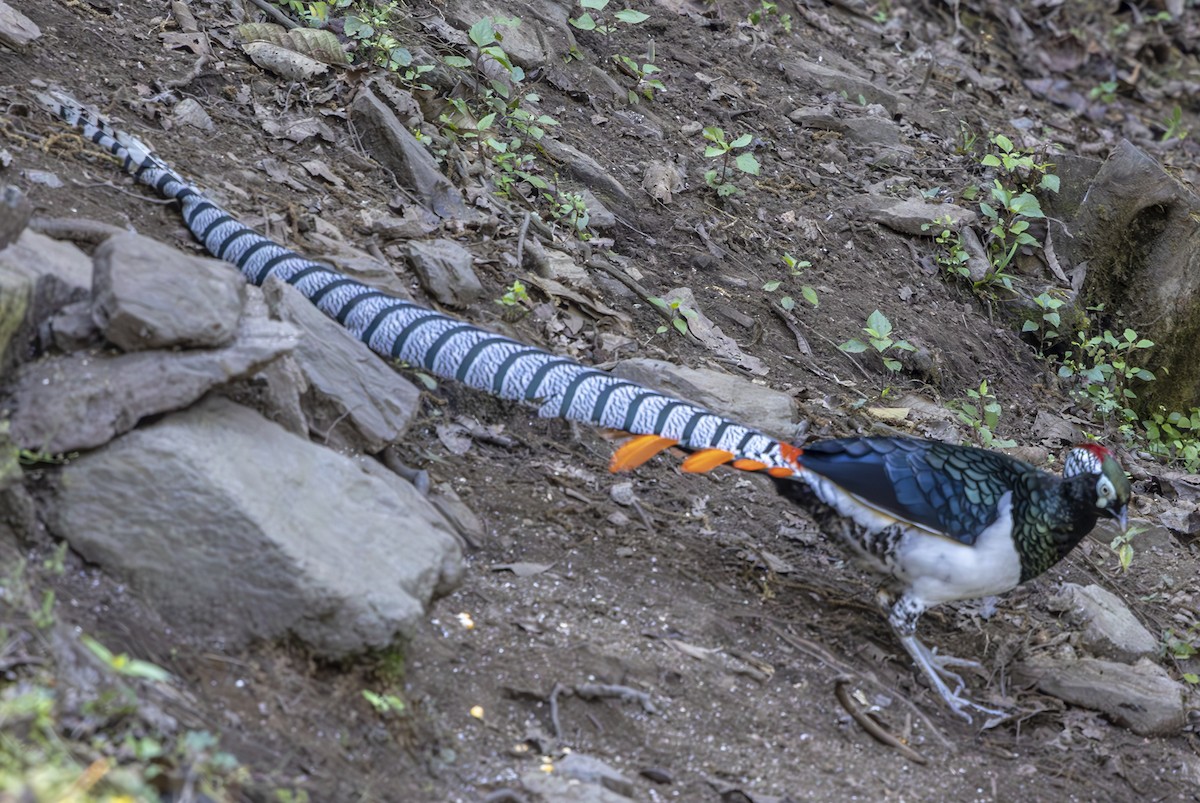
[[3, 0, 1199, 800]]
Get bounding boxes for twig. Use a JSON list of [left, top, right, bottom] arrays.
[[835, 678, 929, 765], [515, 211, 531, 272], [764, 622, 953, 750], [586, 259, 675, 326], [548, 682, 566, 741], [574, 682, 658, 714], [778, 307, 874, 382], [246, 0, 298, 27], [159, 54, 213, 91], [769, 301, 811, 355], [482, 791, 530, 803]]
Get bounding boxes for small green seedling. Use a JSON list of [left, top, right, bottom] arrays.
[[1161, 105, 1189, 143], [839, 309, 915, 372], [570, 0, 649, 35], [1022, 291, 1066, 355], [82, 635, 173, 682], [363, 689, 407, 715], [702, 127, 760, 197], [614, 50, 665, 103], [649, 296, 698, 336], [763, 253, 818, 310], [953, 380, 1016, 449], [497, 280, 531, 307]]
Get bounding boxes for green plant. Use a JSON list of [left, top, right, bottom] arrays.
[[1161, 105, 1190, 143], [957, 122, 979, 155], [549, 191, 591, 238], [1021, 291, 1066, 355], [746, 0, 792, 31], [362, 689, 408, 715], [970, 133, 1060, 292], [1163, 626, 1199, 684], [497, 280, 530, 307], [33, 589, 55, 629], [649, 295, 698, 336], [82, 635, 173, 682], [951, 380, 1016, 449], [1109, 524, 1145, 573], [702, 127, 760, 197], [569, 0, 649, 35], [1088, 80, 1118, 104], [923, 215, 971, 282], [1142, 406, 1200, 471], [838, 309, 916, 372], [42, 542, 68, 576], [614, 47, 665, 103], [763, 253, 818, 310], [1058, 328, 1155, 429]]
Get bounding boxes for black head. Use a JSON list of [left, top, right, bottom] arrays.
[[1063, 443, 1131, 530]]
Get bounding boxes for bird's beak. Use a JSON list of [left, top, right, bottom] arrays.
[[1112, 505, 1128, 532]]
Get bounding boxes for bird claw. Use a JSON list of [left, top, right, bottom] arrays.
[[926, 648, 982, 695], [898, 634, 1009, 726]]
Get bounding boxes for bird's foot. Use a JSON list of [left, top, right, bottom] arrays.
[[899, 634, 1009, 726], [926, 648, 983, 695]]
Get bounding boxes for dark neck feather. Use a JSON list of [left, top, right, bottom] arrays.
[[1017, 473, 1100, 582]]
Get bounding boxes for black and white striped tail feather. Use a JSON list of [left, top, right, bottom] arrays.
[[38, 90, 798, 475]]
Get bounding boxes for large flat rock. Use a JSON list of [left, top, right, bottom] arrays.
[[263, 277, 421, 452], [92, 232, 245, 351], [49, 397, 463, 657], [7, 315, 298, 454]]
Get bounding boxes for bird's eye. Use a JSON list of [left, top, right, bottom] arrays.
[[1097, 477, 1114, 503]]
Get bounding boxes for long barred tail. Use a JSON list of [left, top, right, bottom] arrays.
[[37, 90, 803, 479]]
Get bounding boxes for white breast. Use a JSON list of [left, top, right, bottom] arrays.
[[896, 491, 1022, 604]]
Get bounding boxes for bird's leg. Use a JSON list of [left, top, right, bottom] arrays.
[[876, 589, 1008, 724]]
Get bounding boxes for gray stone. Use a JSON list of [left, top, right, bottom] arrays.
[[0, 185, 32, 250], [557, 753, 637, 798], [49, 397, 463, 657], [0, 229, 93, 379], [446, 0, 566, 67], [1016, 655, 1186, 736], [0, 267, 31, 378], [1048, 583, 1159, 662], [787, 110, 906, 149], [262, 277, 421, 452], [577, 188, 616, 230], [0, 421, 19, 492], [49, 300, 101, 351], [781, 57, 902, 114], [521, 770, 634, 803], [854, 196, 977, 237], [429, 482, 486, 548], [405, 239, 483, 308], [1158, 504, 1200, 537], [0, 228, 92, 289], [92, 232, 245, 351], [540, 136, 635, 217], [0, 1, 40, 48], [1072, 140, 1200, 416], [612, 358, 797, 439], [661, 286, 768, 376], [7, 314, 298, 454], [350, 88, 470, 220]]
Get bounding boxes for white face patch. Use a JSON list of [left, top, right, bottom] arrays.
[[1096, 475, 1116, 509]]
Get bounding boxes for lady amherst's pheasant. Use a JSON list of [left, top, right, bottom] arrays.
[[37, 90, 1131, 722]]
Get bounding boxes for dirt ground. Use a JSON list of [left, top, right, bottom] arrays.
[[2, 0, 1199, 800]]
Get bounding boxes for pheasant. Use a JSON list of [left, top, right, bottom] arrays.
[[37, 91, 1131, 722], [757, 437, 1129, 721]]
